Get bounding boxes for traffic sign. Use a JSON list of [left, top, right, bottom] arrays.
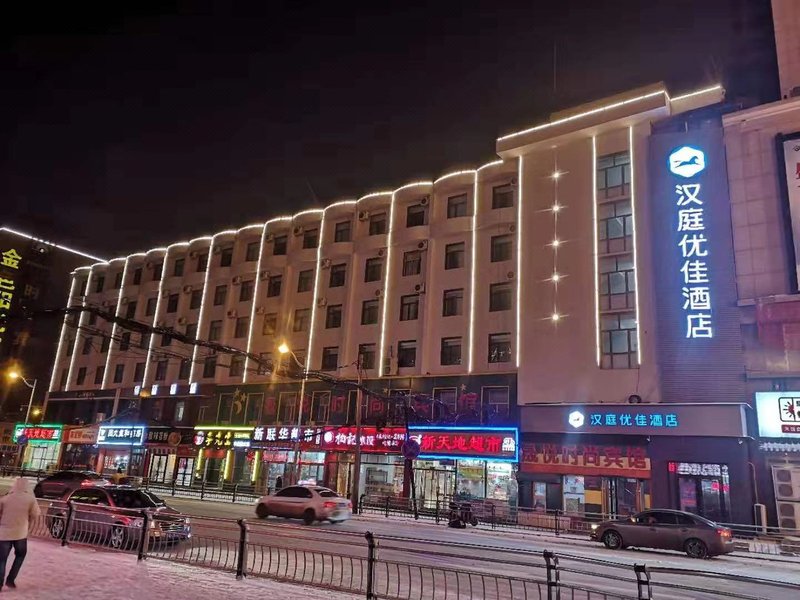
[[401, 439, 420, 460], [17, 435, 28, 446]]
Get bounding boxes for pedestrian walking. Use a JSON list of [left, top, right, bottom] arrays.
[[0, 477, 41, 591]]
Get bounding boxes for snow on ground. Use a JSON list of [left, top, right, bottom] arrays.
[[8, 539, 359, 599]]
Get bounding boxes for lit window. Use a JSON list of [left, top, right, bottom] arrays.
[[488, 333, 511, 363]]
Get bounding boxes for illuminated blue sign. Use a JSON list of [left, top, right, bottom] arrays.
[[668, 145, 713, 339], [568, 410, 679, 429]]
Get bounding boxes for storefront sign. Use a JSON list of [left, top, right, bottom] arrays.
[[64, 425, 99, 445], [669, 461, 723, 477], [755, 392, 800, 438], [315, 427, 406, 453], [408, 427, 519, 462], [0, 247, 22, 349], [13, 424, 62, 444], [521, 403, 749, 438], [146, 428, 192, 446], [521, 443, 650, 478], [782, 137, 800, 282], [97, 425, 146, 446], [193, 426, 253, 449]]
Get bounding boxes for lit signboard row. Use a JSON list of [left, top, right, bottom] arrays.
[[567, 410, 679, 429], [13, 424, 148, 446]]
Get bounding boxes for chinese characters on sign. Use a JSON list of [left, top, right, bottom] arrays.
[[754, 392, 800, 438], [521, 444, 650, 477], [97, 425, 146, 446], [13, 425, 61, 444], [408, 427, 519, 461], [573, 411, 679, 429], [193, 428, 252, 448], [669, 147, 713, 339], [0, 248, 22, 348], [669, 462, 725, 477]]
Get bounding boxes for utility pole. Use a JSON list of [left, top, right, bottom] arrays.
[[351, 356, 363, 512]]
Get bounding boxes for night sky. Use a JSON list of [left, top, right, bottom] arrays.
[[1, 0, 778, 258]]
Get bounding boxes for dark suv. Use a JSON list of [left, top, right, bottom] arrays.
[[33, 470, 108, 499]]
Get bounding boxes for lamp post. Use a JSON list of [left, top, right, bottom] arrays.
[[278, 343, 305, 485], [350, 357, 364, 513], [7, 369, 37, 424]]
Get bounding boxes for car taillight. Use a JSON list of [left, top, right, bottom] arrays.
[[323, 501, 337, 509], [717, 528, 731, 538], [347, 500, 352, 509], [80, 479, 94, 486]]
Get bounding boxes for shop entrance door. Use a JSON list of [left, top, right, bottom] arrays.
[[416, 468, 454, 508], [606, 478, 645, 518], [175, 457, 194, 486]]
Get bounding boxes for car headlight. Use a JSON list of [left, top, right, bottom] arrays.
[[591, 524, 598, 531]]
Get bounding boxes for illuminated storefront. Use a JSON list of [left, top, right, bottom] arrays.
[[13, 424, 63, 471], [59, 424, 100, 471], [96, 424, 146, 476], [143, 427, 196, 485], [193, 426, 255, 485]]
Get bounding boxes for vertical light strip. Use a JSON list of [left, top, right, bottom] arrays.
[[189, 238, 216, 383], [143, 249, 171, 386], [48, 276, 79, 391], [467, 173, 479, 373], [101, 258, 131, 388], [65, 269, 94, 391], [629, 125, 643, 364], [305, 213, 328, 374], [378, 193, 398, 377], [515, 157, 523, 368], [242, 225, 268, 383], [591, 136, 601, 366]]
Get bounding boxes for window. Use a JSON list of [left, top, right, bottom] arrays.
[[161, 333, 172, 346], [358, 343, 376, 370], [213, 285, 228, 306], [293, 308, 311, 332], [445, 242, 465, 270], [234, 316, 249, 338], [365, 257, 383, 282], [132, 267, 143, 285], [125, 301, 137, 319], [76, 367, 87, 386], [190, 289, 202, 310], [488, 333, 511, 363], [197, 252, 208, 272], [173, 258, 185, 277], [302, 228, 319, 249], [245, 241, 260, 262], [155, 360, 168, 382], [113, 272, 123, 289], [597, 151, 631, 199], [406, 204, 427, 227], [492, 184, 514, 209], [313, 392, 330, 423], [203, 355, 217, 378], [489, 282, 512, 312], [262, 313, 278, 335], [82, 336, 93, 355], [175, 401, 186, 423], [153, 262, 163, 281], [403, 251, 421, 276], [442, 289, 463, 317], [185, 323, 198, 340], [94, 367, 105, 385], [334, 220, 351, 242], [599, 256, 636, 311], [220, 247, 233, 267], [491, 234, 512, 263], [361, 299, 379, 325], [166, 293, 179, 313], [598, 200, 634, 252], [239, 279, 254, 302], [229, 355, 245, 377], [297, 269, 314, 293], [209, 320, 223, 342], [179, 359, 191, 380], [113, 363, 125, 384], [321, 347, 339, 370], [600, 312, 638, 369], [267, 275, 282, 297], [483, 387, 510, 419], [447, 193, 468, 218], [397, 340, 417, 368], [120, 332, 131, 351], [139, 333, 150, 349], [329, 264, 346, 287], [257, 352, 272, 375], [94, 276, 105, 294], [133, 362, 145, 382], [400, 294, 419, 321], [273, 235, 288, 255], [440, 337, 462, 366], [88, 312, 98, 326], [369, 213, 387, 236], [146, 297, 158, 316], [278, 393, 297, 421], [326, 304, 342, 329], [100, 335, 110, 353]]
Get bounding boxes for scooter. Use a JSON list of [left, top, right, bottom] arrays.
[[447, 501, 479, 528]]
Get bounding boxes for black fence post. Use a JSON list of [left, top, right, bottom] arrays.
[[543, 550, 561, 600], [554, 509, 561, 537], [200, 478, 206, 500], [359, 494, 365, 514], [236, 518, 249, 580], [634, 564, 652, 600], [491, 503, 496, 530], [232, 483, 238, 504], [365, 531, 376, 600], [61, 501, 75, 547], [172, 478, 176, 497], [137, 509, 151, 561], [385, 496, 390, 518], [435, 498, 440, 525]]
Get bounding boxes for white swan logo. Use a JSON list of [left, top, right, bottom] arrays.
[[669, 146, 705, 178]]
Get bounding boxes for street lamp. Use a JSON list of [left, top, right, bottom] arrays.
[[278, 343, 306, 485], [7, 369, 37, 424]]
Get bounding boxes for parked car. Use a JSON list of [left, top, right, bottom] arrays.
[[255, 485, 352, 525], [47, 485, 191, 549], [33, 470, 109, 499], [590, 509, 734, 558]]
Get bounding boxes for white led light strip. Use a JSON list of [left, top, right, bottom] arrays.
[[188, 237, 218, 384], [101, 257, 131, 388], [65, 269, 94, 391], [142, 247, 173, 386], [48, 276, 79, 391], [629, 126, 642, 364], [242, 224, 269, 383], [592, 137, 601, 366], [0, 226, 106, 262], [515, 157, 523, 368]]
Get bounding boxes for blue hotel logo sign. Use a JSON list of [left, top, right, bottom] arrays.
[[667, 146, 713, 339]]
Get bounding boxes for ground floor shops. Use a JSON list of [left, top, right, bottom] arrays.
[[519, 403, 754, 524], [13, 423, 63, 471]]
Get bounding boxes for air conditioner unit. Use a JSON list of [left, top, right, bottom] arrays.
[[255, 306, 266, 315], [317, 297, 328, 307], [377, 248, 387, 258], [509, 224, 516, 233], [227, 309, 238, 318], [507, 271, 515, 280], [259, 270, 270, 281], [265, 233, 275, 243], [420, 196, 429, 206], [177, 317, 188, 326], [213, 246, 222, 255], [320, 258, 332, 269], [776, 501, 800, 530], [375, 289, 383, 298], [417, 240, 428, 251], [293, 226, 304, 236], [773, 467, 800, 501], [183, 285, 193, 294], [358, 211, 370, 221], [232, 276, 243, 285], [414, 283, 426, 294]]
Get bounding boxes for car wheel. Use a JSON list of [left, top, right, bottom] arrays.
[[684, 538, 708, 559], [256, 503, 270, 519], [602, 530, 624, 550], [303, 509, 316, 526], [49, 517, 65, 539], [109, 525, 127, 550]]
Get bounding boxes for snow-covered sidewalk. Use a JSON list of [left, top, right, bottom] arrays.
[[8, 539, 360, 599]]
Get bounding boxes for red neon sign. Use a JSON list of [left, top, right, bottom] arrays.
[[408, 428, 518, 461]]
